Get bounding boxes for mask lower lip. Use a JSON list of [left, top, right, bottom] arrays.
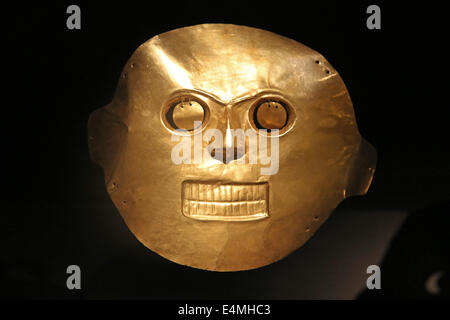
[[182, 181, 269, 221]]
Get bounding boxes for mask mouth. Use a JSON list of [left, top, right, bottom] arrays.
[[182, 181, 269, 221]]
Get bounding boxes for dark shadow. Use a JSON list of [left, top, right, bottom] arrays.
[[358, 202, 449, 299]]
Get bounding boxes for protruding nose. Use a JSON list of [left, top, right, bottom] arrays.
[[210, 147, 245, 164], [208, 106, 245, 164]]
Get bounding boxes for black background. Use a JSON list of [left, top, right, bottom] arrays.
[[3, 1, 449, 300]]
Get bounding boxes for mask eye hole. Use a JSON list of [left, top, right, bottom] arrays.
[[249, 97, 296, 135], [254, 100, 288, 130], [165, 97, 205, 131]]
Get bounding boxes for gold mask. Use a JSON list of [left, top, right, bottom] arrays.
[[88, 24, 376, 271]]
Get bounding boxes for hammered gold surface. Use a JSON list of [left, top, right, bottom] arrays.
[[88, 24, 376, 271]]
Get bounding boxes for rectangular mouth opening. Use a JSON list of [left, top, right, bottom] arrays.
[[182, 181, 269, 221]]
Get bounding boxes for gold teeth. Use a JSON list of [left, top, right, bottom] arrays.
[[182, 181, 269, 221]]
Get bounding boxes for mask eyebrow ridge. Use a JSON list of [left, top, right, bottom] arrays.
[[169, 88, 286, 107]]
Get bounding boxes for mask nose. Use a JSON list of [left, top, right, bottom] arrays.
[[210, 147, 245, 164], [209, 113, 246, 164]]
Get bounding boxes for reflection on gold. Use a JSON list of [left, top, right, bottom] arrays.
[[155, 47, 193, 89]]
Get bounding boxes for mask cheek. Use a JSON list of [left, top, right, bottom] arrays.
[[346, 137, 377, 197]]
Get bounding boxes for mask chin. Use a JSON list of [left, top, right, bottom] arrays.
[[346, 137, 377, 197]]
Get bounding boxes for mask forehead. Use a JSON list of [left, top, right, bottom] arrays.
[[134, 24, 322, 103]]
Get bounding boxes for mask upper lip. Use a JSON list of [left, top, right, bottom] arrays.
[[182, 181, 269, 221]]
